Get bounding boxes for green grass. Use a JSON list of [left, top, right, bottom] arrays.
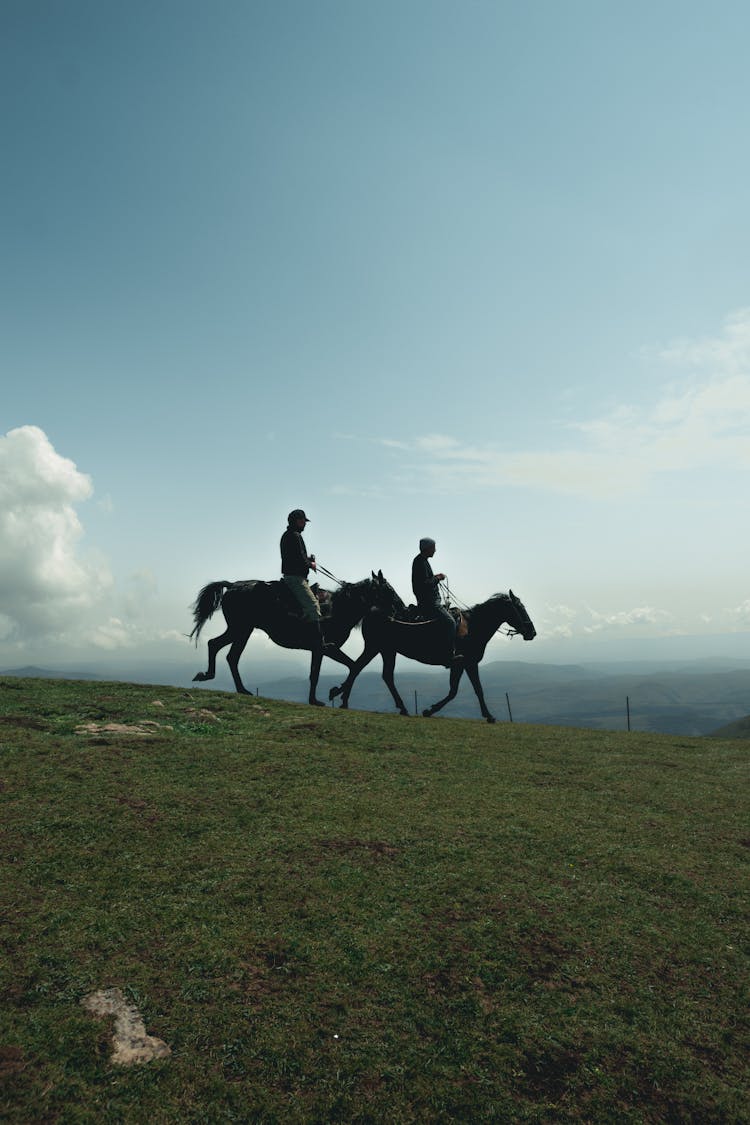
[[1, 676, 748, 1123]]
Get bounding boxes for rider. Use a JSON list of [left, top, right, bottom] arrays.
[[280, 509, 333, 653], [411, 537, 460, 663]]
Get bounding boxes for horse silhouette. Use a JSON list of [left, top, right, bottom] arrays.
[[190, 571, 400, 705], [329, 589, 536, 723]]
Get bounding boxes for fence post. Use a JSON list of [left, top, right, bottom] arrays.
[[626, 696, 631, 731], [414, 690, 418, 716], [506, 692, 513, 722]]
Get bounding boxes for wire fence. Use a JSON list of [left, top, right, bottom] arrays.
[[405, 689, 637, 729]]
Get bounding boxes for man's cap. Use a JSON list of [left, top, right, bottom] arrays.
[[288, 509, 310, 523], [419, 537, 436, 550]]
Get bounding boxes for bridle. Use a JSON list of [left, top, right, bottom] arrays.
[[440, 582, 527, 639]]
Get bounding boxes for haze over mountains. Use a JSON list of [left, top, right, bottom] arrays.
[[4, 647, 750, 737]]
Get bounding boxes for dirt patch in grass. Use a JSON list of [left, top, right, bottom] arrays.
[[75, 721, 170, 738], [184, 708, 222, 723], [81, 988, 171, 1066]]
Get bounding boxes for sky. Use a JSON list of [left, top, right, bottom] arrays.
[[2, 0, 750, 677]]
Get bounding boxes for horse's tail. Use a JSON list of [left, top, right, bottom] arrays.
[[189, 581, 233, 644]]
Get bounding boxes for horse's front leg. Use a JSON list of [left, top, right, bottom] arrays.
[[329, 647, 377, 708], [381, 650, 409, 717], [423, 662, 464, 718], [226, 629, 254, 694], [465, 662, 495, 723], [323, 648, 355, 672]]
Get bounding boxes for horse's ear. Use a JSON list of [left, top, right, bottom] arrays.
[[378, 569, 383, 579], [372, 570, 376, 580]]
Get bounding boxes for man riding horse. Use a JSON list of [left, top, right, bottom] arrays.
[[280, 508, 334, 658], [411, 537, 462, 665]]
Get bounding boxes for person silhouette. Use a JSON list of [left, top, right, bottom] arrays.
[[411, 537, 460, 663], [280, 509, 332, 654]]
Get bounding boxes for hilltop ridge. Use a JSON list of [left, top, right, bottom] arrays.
[[4, 656, 750, 735]]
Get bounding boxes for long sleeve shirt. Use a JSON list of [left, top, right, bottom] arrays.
[[412, 553, 440, 608], [280, 528, 312, 577]]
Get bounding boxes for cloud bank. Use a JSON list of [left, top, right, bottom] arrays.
[[0, 426, 112, 645]]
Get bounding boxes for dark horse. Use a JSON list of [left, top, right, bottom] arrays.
[[190, 572, 401, 705], [329, 590, 536, 723]]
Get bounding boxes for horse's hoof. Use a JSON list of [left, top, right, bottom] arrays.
[[486, 716, 496, 724], [193, 672, 208, 682], [422, 709, 433, 718], [328, 685, 342, 701], [399, 709, 409, 717], [309, 699, 326, 708]]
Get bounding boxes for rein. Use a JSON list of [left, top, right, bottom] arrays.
[[438, 579, 471, 612], [315, 561, 345, 585], [439, 581, 521, 638]]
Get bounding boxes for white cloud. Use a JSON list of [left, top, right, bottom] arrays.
[[0, 426, 113, 642], [541, 603, 578, 639], [0, 428, 188, 658], [377, 309, 750, 497], [726, 599, 750, 628], [536, 602, 674, 641], [90, 617, 133, 650], [655, 306, 750, 374], [582, 606, 674, 634]]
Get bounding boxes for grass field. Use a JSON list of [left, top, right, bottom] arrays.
[[1, 676, 748, 1122]]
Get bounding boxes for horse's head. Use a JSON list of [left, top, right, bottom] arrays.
[[505, 589, 537, 641], [331, 572, 403, 623], [370, 569, 405, 617]]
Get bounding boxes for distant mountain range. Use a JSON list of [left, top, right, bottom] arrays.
[[3, 657, 750, 736]]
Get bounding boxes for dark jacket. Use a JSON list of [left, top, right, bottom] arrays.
[[412, 553, 440, 608], [281, 528, 311, 577]]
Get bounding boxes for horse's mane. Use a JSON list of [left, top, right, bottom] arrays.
[[464, 592, 510, 625], [330, 578, 362, 604], [329, 574, 403, 627]]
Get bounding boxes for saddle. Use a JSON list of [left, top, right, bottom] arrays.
[[312, 583, 334, 618], [270, 580, 333, 619], [394, 604, 467, 635]]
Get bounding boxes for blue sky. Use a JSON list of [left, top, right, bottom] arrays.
[[2, 0, 750, 673]]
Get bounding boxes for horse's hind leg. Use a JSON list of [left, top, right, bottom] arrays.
[[226, 629, 254, 694], [193, 629, 232, 682], [423, 663, 464, 718]]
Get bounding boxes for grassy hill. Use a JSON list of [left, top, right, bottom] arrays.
[[710, 714, 750, 739], [1, 676, 748, 1122]]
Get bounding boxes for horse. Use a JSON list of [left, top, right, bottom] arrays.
[[189, 571, 401, 705], [329, 590, 536, 723]]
